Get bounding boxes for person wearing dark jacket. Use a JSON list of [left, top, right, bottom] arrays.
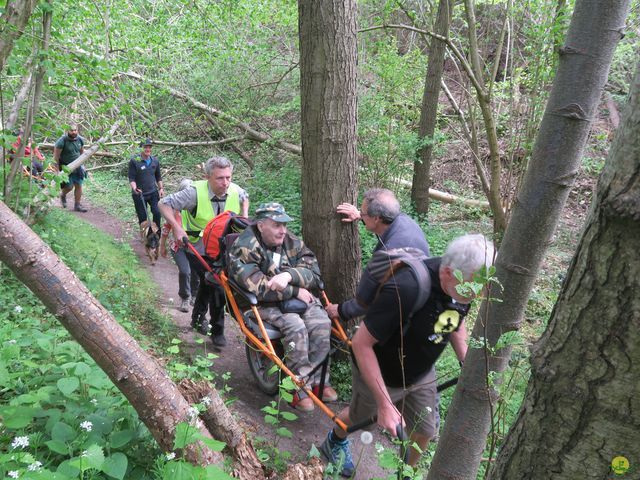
[[325, 188, 430, 320], [128, 138, 164, 230]]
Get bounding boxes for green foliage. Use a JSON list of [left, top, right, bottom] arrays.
[[0, 209, 189, 478]]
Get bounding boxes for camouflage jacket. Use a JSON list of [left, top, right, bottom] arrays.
[[227, 225, 322, 304]]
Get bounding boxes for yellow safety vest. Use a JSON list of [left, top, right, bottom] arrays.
[[182, 181, 241, 243]]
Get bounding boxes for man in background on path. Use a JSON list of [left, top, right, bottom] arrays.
[[159, 156, 249, 347], [128, 138, 164, 231], [54, 124, 88, 212]]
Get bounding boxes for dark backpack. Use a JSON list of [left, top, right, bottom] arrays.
[[365, 247, 431, 335]]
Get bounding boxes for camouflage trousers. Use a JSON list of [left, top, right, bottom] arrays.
[[258, 298, 331, 386]]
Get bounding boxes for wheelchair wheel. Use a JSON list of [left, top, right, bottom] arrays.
[[245, 341, 283, 395]]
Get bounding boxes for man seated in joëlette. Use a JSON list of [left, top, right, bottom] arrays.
[[227, 202, 337, 412]]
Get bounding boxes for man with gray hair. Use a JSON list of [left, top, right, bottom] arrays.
[[326, 188, 430, 320], [320, 234, 495, 477], [159, 156, 249, 347]]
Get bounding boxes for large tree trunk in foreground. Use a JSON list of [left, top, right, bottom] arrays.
[[298, 0, 360, 302], [488, 62, 640, 480], [411, 0, 454, 214], [0, 0, 38, 71], [0, 201, 222, 465], [428, 1, 631, 478]]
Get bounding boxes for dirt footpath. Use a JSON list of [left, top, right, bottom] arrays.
[[72, 203, 392, 479]]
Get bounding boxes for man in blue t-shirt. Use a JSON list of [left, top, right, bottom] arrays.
[[128, 138, 164, 230], [320, 234, 495, 477], [54, 125, 87, 212]]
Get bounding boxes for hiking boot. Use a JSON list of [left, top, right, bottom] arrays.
[[211, 332, 227, 347], [60, 194, 67, 208], [290, 391, 314, 412], [313, 384, 338, 402], [320, 431, 354, 478], [178, 298, 190, 313], [74, 203, 88, 212]]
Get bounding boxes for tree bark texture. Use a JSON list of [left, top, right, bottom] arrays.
[[463, 0, 508, 233], [298, 0, 360, 302], [411, 0, 454, 214], [0, 201, 223, 466], [0, 0, 38, 71], [489, 61, 640, 480], [427, 1, 631, 478]]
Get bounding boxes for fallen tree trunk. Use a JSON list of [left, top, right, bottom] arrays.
[[0, 200, 222, 466], [399, 179, 490, 209], [120, 71, 302, 156]]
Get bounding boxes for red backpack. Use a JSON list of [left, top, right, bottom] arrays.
[[201, 210, 249, 261]]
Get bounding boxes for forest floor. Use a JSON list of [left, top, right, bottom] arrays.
[[66, 202, 393, 479]]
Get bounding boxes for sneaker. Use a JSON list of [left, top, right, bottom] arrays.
[[60, 194, 67, 208], [211, 333, 227, 347], [74, 204, 88, 212], [313, 385, 338, 402], [178, 298, 190, 313], [290, 391, 314, 412], [320, 431, 355, 478]]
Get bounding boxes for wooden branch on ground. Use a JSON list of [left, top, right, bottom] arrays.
[[204, 113, 255, 169], [67, 121, 120, 171], [38, 144, 118, 158], [399, 179, 490, 209], [120, 71, 302, 156], [86, 160, 127, 172]]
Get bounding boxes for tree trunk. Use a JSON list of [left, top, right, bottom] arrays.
[[427, 1, 631, 478], [411, 0, 454, 214], [298, 0, 360, 302], [489, 61, 640, 480], [0, 200, 223, 466], [5, 1, 51, 199], [463, 0, 508, 233], [0, 0, 38, 71]]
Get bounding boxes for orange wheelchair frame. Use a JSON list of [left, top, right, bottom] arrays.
[[186, 241, 351, 431]]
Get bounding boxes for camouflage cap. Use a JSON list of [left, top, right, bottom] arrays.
[[255, 202, 293, 223]]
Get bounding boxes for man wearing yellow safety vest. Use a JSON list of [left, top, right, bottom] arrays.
[[159, 156, 249, 347]]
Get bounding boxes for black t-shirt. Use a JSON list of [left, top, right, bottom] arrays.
[[128, 155, 162, 195], [361, 257, 470, 388]]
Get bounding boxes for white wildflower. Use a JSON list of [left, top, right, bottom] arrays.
[[425, 406, 432, 414], [375, 443, 384, 454], [360, 431, 373, 445], [201, 396, 211, 406], [168, 297, 175, 304], [121, 285, 125, 288], [80, 421, 93, 432], [90, 398, 98, 406], [287, 341, 296, 351], [14, 305, 22, 313], [8, 471, 19, 479], [187, 406, 199, 419], [8, 339, 17, 344], [11, 436, 29, 449], [166, 452, 176, 461], [27, 461, 42, 472]]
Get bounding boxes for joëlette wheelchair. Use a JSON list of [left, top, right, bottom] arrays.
[[184, 233, 351, 431]]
